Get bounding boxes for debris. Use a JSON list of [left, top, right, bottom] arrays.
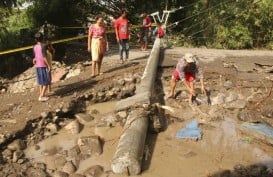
[[176, 120, 202, 140], [240, 122, 273, 145]]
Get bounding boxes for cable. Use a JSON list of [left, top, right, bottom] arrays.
[[187, 0, 262, 37], [167, 0, 234, 28]]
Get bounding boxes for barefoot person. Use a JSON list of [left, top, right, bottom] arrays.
[[167, 53, 205, 104], [33, 32, 51, 102], [87, 15, 109, 77], [45, 41, 55, 94]]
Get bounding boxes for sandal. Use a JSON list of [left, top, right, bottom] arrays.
[[38, 97, 49, 102]]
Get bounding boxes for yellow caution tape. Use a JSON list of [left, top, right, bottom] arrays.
[[0, 24, 154, 56]]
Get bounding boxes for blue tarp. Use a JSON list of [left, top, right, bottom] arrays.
[[242, 122, 273, 138], [176, 120, 202, 140]]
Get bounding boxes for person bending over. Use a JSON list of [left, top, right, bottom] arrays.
[[167, 53, 205, 104]]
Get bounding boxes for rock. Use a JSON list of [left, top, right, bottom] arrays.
[[75, 113, 94, 125], [77, 136, 102, 156], [248, 164, 268, 177], [223, 80, 233, 90], [65, 69, 81, 79], [116, 111, 127, 119], [35, 145, 41, 150], [53, 171, 69, 177], [17, 159, 24, 164], [211, 93, 226, 105], [223, 99, 247, 109], [46, 123, 58, 133], [68, 145, 81, 159], [26, 167, 48, 177], [12, 150, 24, 163], [225, 92, 239, 103], [62, 161, 76, 174], [83, 165, 103, 177], [262, 107, 273, 118], [34, 162, 47, 170], [117, 79, 125, 86], [0, 134, 6, 144], [237, 111, 261, 123], [2, 149, 13, 159], [52, 68, 68, 83], [65, 120, 81, 135], [69, 174, 86, 177], [41, 112, 49, 118], [45, 155, 67, 170], [8, 139, 26, 151]]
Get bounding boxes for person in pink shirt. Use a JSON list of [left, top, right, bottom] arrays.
[[87, 15, 109, 77], [115, 9, 130, 64], [32, 32, 51, 102]]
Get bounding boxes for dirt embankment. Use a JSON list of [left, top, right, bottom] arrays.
[[0, 44, 273, 177]]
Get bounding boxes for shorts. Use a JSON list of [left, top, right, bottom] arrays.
[[173, 69, 196, 82], [140, 27, 149, 42], [36, 67, 50, 86]]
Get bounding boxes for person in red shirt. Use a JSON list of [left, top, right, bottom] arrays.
[[140, 13, 152, 51], [115, 9, 130, 64]]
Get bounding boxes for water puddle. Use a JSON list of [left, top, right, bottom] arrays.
[[24, 101, 122, 173]]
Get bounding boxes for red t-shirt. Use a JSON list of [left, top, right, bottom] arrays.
[[115, 17, 130, 39], [143, 16, 151, 28]]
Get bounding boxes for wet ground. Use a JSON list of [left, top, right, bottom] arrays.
[[0, 44, 273, 177]]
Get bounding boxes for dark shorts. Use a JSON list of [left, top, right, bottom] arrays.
[[173, 69, 195, 82], [140, 27, 150, 42], [36, 67, 50, 86]]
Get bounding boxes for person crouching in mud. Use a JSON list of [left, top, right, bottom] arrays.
[[166, 53, 205, 104]]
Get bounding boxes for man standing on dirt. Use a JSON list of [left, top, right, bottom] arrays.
[[115, 9, 130, 64], [140, 12, 152, 51]]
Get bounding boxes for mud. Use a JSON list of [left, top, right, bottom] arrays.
[[0, 45, 273, 177]]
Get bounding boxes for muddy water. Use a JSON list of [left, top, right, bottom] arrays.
[[25, 100, 273, 177]]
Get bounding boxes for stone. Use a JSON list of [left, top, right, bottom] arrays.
[[262, 107, 273, 118], [62, 161, 76, 174], [223, 80, 233, 89], [45, 155, 67, 170], [67, 145, 81, 159], [34, 163, 47, 170], [65, 69, 81, 79], [69, 174, 85, 177], [53, 171, 69, 177], [77, 136, 102, 156], [211, 93, 226, 105], [116, 111, 127, 119], [2, 149, 13, 159], [83, 165, 103, 177], [75, 113, 94, 125], [65, 120, 81, 135], [12, 150, 24, 163], [0, 134, 6, 144], [52, 68, 68, 83], [8, 139, 26, 151], [225, 92, 239, 103], [223, 99, 247, 109], [26, 167, 48, 177], [46, 123, 58, 133], [17, 159, 24, 164], [41, 112, 49, 118]]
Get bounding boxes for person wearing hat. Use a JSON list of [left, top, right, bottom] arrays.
[[166, 53, 205, 104]]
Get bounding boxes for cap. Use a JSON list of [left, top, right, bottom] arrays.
[[184, 53, 195, 63]]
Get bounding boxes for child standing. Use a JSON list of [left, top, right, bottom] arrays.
[[45, 41, 55, 94], [33, 32, 51, 101]]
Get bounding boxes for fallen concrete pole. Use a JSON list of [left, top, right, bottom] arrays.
[[112, 38, 161, 175]]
